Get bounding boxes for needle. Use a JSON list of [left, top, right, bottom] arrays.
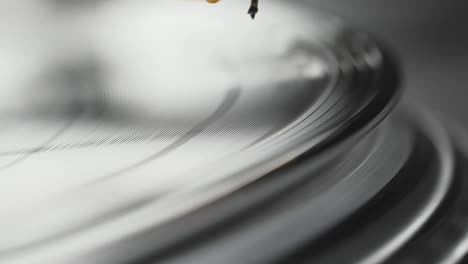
[[247, 0, 259, 19], [204, 0, 259, 19]]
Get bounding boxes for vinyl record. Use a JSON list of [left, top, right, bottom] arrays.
[[0, 1, 466, 264]]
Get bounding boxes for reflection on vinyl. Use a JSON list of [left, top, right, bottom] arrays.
[[0, 1, 467, 264]]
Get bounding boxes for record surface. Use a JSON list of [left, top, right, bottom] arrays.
[[3, 1, 467, 264]]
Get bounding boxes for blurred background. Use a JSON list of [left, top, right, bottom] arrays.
[[1, 0, 466, 121]]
